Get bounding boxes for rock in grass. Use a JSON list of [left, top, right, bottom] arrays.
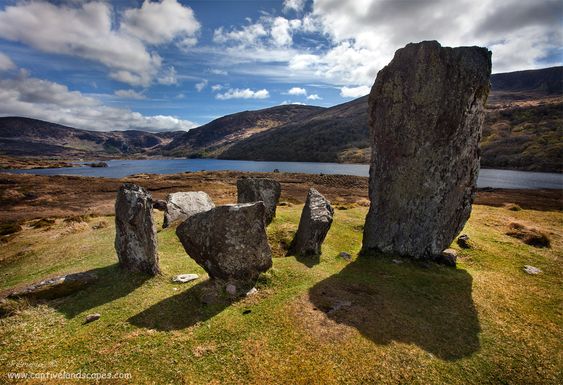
[[523, 265, 542, 275], [288, 188, 334, 256], [163, 191, 215, 228], [457, 234, 472, 249], [362, 41, 491, 260], [436, 249, 458, 267], [84, 313, 101, 323], [237, 177, 281, 225], [339, 252, 352, 261], [7, 271, 98, 300], [176, 202, 272, 296], [172, 274, 199, 283], [115, 183, 160, 275]]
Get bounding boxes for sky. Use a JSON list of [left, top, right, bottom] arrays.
[[0, 0, 561, 133]]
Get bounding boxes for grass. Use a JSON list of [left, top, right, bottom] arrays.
[[0, 204, 561, 384]]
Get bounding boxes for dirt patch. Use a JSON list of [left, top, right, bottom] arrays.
[[506, 222, 551, 248]]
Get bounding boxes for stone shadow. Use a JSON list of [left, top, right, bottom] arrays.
[[293, 252, 321, 268], [52, 264, 150, 319], [127, 280, 233, 331], [308, 255, 480, 361]]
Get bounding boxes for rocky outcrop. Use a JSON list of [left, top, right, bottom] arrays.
[[7, 271, 98, 300], [175, 202, 272, 295], [163, 191, 215, 228], [362, 41, 491, 260], [289, 188, 334, 256], [237, 177, 281, 225], [115, 183, 160, 275]]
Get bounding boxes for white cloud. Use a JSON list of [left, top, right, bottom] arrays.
[[213, 24, 268, 46], [0, 72, 196, 132], [195, 79, 208, 92], [340, 85, 370, 98], [210, 69, 228, 76], [0, 52, 15, 71], [121, 0, 200, 45], [271, 17, 293, 47], [211, 84, 224, 92], [280, 100, 307, 105], [283, 0, 306, 13], [114, 89, 146, 100], [0, 1, 200, 86], [287, 87, 307, 95], [157, 66, 178, 85], [216, 88, 270, 100], [307, 94, 321, 100]]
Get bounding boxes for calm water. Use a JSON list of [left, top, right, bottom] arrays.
[[4, 158, 562, 189]]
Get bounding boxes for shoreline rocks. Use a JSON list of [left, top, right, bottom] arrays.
[[237, 177, 281, 225], [115, 183, 160, 275], [362, 40, 491, 260], [163, 191, 215, 228], [176, 202, 272, 296], [288, 188, 334, 256]]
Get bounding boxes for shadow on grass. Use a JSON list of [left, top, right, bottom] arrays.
[[308, 255, 480, 361], [127, 280, 232, 331], [53, 264, 150, 319], [294, 253, 321, 268]]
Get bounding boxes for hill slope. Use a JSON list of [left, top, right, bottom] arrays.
[[0, 117, 183, 158]]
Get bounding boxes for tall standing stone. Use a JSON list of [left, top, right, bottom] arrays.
[[115, 183, 160, 275], [289, 188, 334, 256], [237, 177, 281, 225], [362, 41, 491, 259], [176, 202, 272, 295], [163, 191, 215, 228]]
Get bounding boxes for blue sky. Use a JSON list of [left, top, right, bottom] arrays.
[[0, 0, 561, 132]]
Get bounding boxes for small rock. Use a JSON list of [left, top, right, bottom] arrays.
[[84, 313, 100, 323], [225, 284, 237, 296], [392, 259, 404, 264], [173, 287, 178, 291], [436, 249, 458, 267], [457, 234, 472, 249], [172, 274, 199, 283], [273, 169, 280, 173], [523, 265, 542, 275], [245, 287, 258, 296], [339, 252, 352, 261]]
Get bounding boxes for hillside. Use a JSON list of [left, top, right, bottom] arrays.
[[221, 66, 563, 172], [0, 117, 183, 158], [156, 104, 324, 157]]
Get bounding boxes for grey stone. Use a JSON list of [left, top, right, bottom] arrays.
[[339, 251, 352, 261], [246, 287, 258, 296], [225, 284, 237, 296], [115, 183, 160, 275], [289, 188, 334, 256], [523, 265, 542, 275], [7, 271, 98, 300], [172, 274, 199, 283], [436, 249, 458, 267], [237, 177, 281, 225], [362, 41, 491, 260], [163, 191, 215, 228], [392, 259, 404, 264], [457, 234, 472, 249], [85, 313, 101, 323], [176, 202, 272, 295]]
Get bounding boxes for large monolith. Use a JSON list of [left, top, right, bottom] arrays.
[[362, 41, 491, 260], [176, 202, 272, 295], [115, 183, 160, 275], [237, 177, 281, 225]]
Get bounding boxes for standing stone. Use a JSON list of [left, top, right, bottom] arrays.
[[163, 191, 215, 228], [288, 188, 334, 256], [362, 41, 491, 260], [115, 183, 160, 275], [237, 177, 281, 225], [175, 202, 272, 295]]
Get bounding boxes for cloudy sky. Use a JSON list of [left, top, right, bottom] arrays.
[[0, 0, 560, 132]]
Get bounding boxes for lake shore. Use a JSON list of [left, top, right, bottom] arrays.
[[1, 171, 560, 224]]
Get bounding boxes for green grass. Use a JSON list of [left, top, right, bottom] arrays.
[[0, 206, 561, 384]]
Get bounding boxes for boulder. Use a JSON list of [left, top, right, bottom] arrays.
[[152, 199, 167, 211], [457, 234, 472, 249], [84, 313, 101, 323], [362, 41, 491, 259], [163, 191, 215, 228], [237, 177, 281, 225], [7, 271, 98, 300], [175, 202, 272, 295], [288, 188, 334, 256], [115, 183, 160, 275]]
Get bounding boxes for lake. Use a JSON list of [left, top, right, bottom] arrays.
[[4, 158, 562, 190]]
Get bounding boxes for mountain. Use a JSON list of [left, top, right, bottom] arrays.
[[0, 117, 183, 157], [156, 104, 324, 157], [220, 66, 562, 172]]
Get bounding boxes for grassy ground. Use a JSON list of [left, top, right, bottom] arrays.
[[0, 204, 561, 384]]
